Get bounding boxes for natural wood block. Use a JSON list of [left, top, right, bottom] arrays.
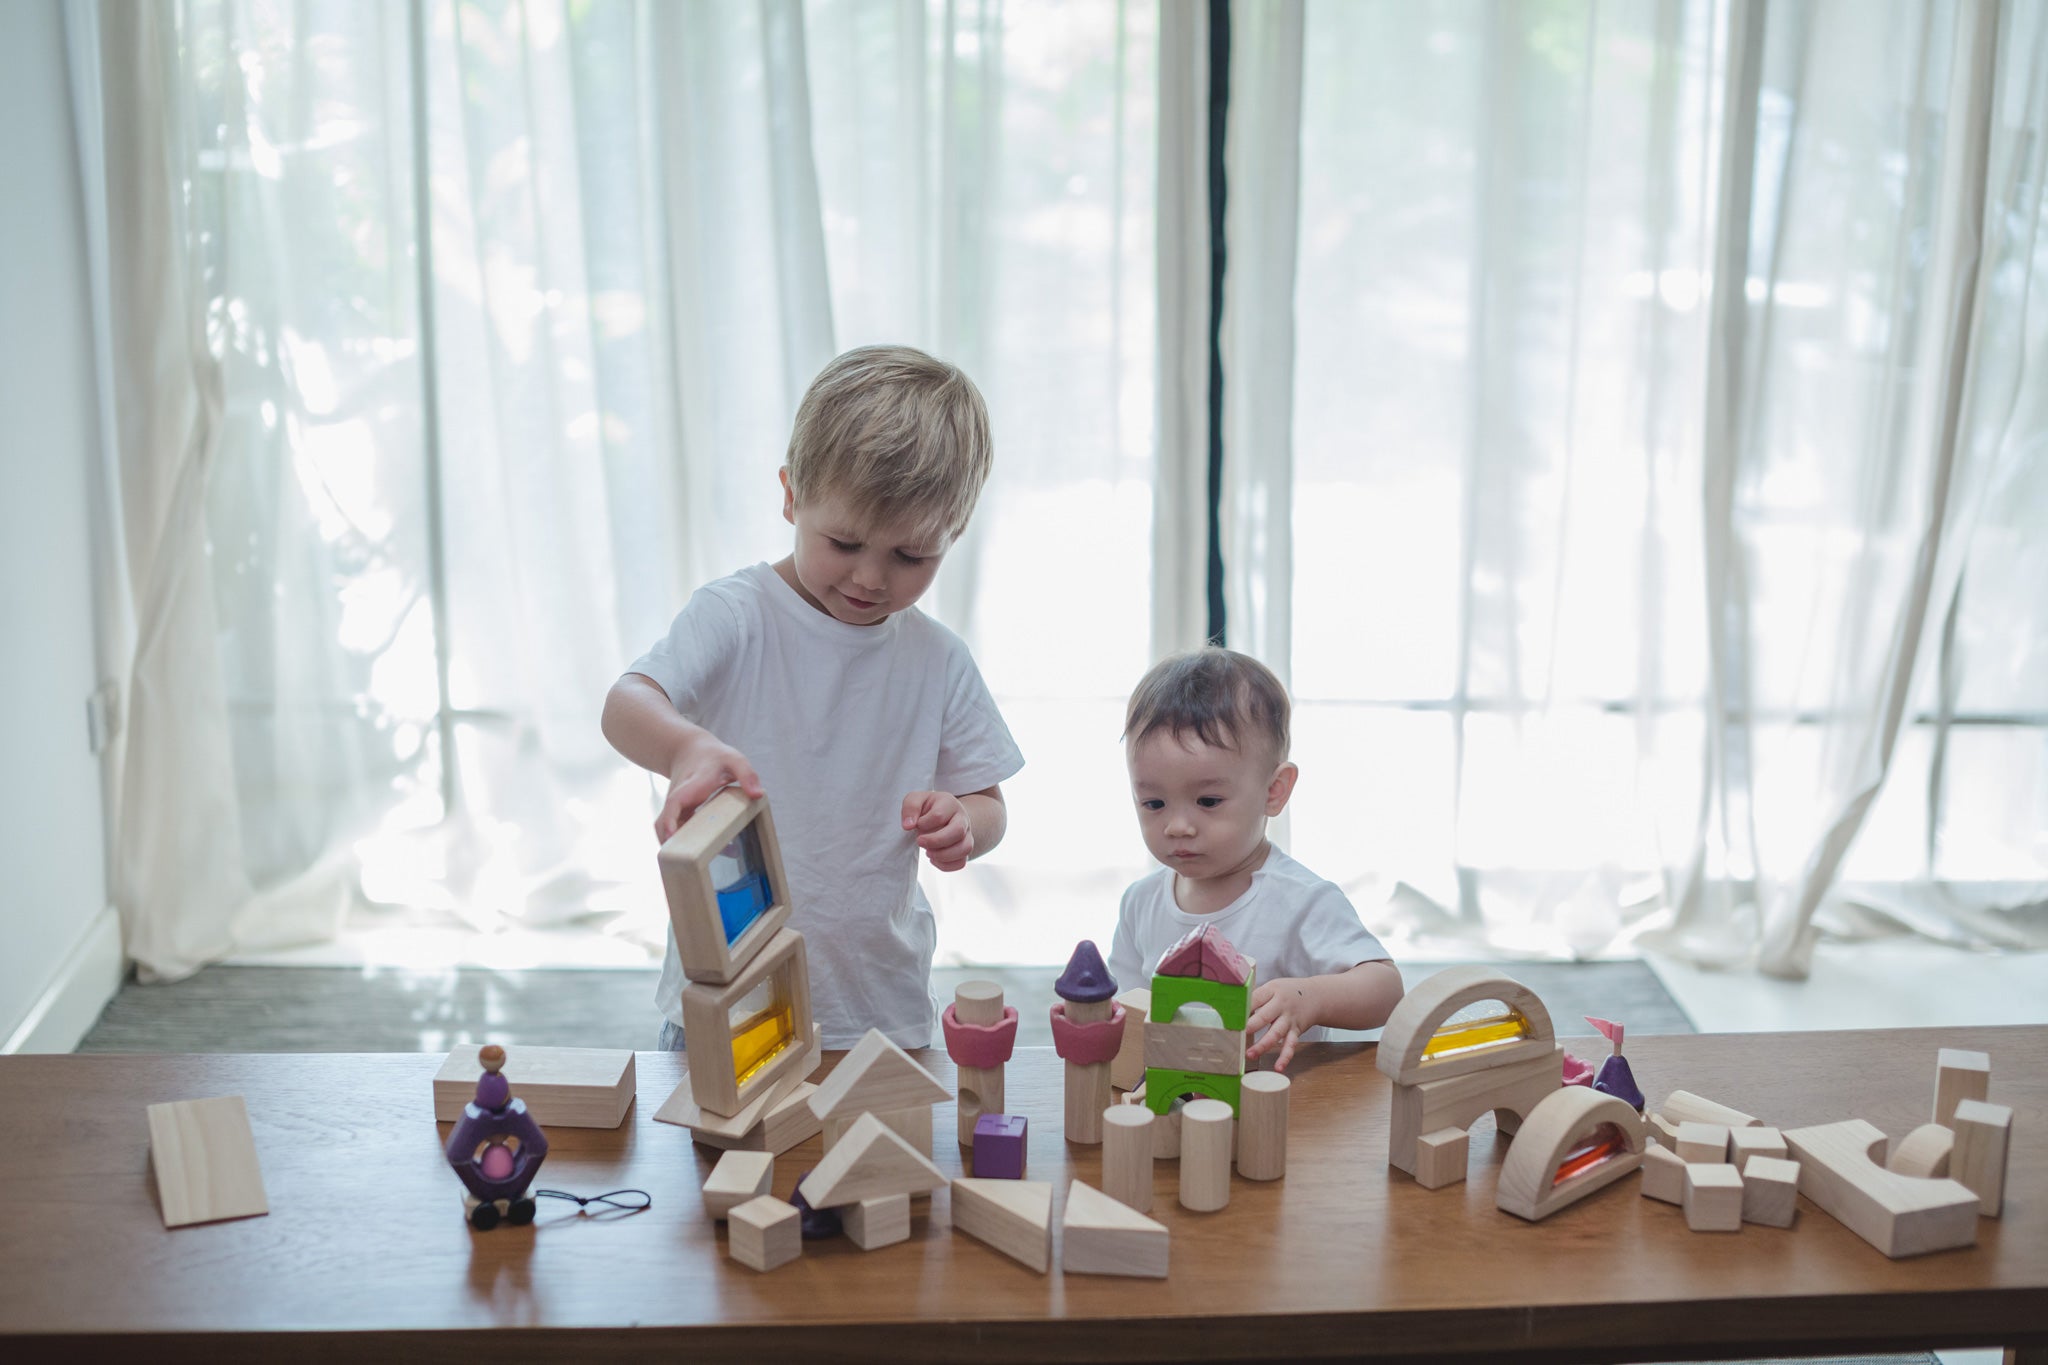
[[825, 1104, 933, 1160], [1236, 1070, 1289, 1181], [807, 1028, 950, 1124], [1741, 1156, 1799, 1228], [1110, 988, 1150, 1091], [1675, 1121, 1730, 1165], [1950, 1098, 2011, 1217], [1728, 1125, 1787, 1172], [1063, 997, 1116, 1146], [1682, 1163, 1743, 1232], [147, 1096, 269, 1228], [842, 1193, 911, 1250], [680, 927, 815, 1118], [1386, 1045, 1562, 1178], [953, 981, 1007, 1147], [1375, 966, 1558, 1086], [1414, 1126, 1470, 1190], [1179, 1098, 1233, 1212], [701, 1150, 774, 1220], [1640, 1142, 1685, 1204], [1101, 1104, 1156, 1212], [797, 1112, 948, 1208], [1145, 1019, 1246, 1076], [727, 1194, 800, 1272], [950, 1177, 1052, 1273], [683, 1080, 825, 1156], [653, 1028, 820, 1139], [1783, 1118, 1979, 1258], [1061, 1180, 1168, 1279], [657, 788, 794, 985], [433, 1045, 634, 1128], [1496, 1087, 1646, 1222], [1886, 1122, 1954, 1179], [1934, 1048, 1991, 1126], [1659, 1089, 1761, 1129]]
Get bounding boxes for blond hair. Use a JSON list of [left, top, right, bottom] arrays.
[[1125, 647, 1291, 762], [784, 346, 993, 543]]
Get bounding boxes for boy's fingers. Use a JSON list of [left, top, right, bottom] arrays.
[[730, 754, 765, 799], [901, 791, 933, 830]]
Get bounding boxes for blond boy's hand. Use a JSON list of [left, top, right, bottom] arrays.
[[655, 737, 765, 842], [902, 790, 973, 872], [1245, 977, 1320, 1073]]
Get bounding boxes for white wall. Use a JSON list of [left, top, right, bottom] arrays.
[[0, 1, 121, 1050]]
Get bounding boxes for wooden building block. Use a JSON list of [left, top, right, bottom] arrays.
[[658, 788, 794, 985], [1062, 997, 1117, 1145], [1728, 1125, 1788, 1172], [1656, 1089, 1761, 1132], [950, 1178, 1053, 1273], [1178, 1098, 1234, 1212], [680, 927, 815, 1119], [1950, 1098, 2011, 1217], [1782, 1118, 1979, 1258], [1101, 1104, 1156, 1212], [842, 1193, 911, 1250], [1144, 1019, 1247, 1076], [1675, 1121, 1730, 1165], [1061, 1180, 1169, 1279], [727, 1194, 801, 1272], [1682, 1163, 1743, 1232], [433, 1045, 635, 1128], [1386, 1045, 1562, 1180], [971, 1113, 1028, 1179], [807, 1029, 950, 1124], [147, 1096, 269, 1228], [701, 1150, 774, 1220], [1149, 973, 1250, 1031], [1934, 1048, 1990, 1126], [952, 981, 1008, 1146], [1640, 1142, 1685, 1204], [1375, 966, 1558, 1086], [1496, 1086, 1647, 1222], [653, 1028, 819, 1139], [1110, 988, 1151, 1091], [1887, 1122, 1954, 1179], [796, 1112, 948, 1208], [1236, 1070, 1290, 1181], [1123, 1087, 1184, 1159], [825, 1104, 932, 1159], [1741, 1156, 1799, 1228], [1414, 1127, 1470, 1190]]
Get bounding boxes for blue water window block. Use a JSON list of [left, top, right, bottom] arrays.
[[710, 829, 773, 944]]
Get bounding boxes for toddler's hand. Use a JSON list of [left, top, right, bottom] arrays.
[[902, 790, 973, 872], [656, 738, 764, 842], [1245, 977, 1319, 1073]]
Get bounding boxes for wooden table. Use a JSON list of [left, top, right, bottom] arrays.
[[2, 1028, 2043, 1362]]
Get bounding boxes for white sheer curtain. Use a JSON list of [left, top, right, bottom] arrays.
[[1237, 0, 2048, 972], [77, 0, 1163, 976]]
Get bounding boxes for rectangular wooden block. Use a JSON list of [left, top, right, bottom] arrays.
[[701, 1150, 774, 1220], [433, 1046, 635, 1128], [652, 1027, 819, 1139], [825, 1104, 932, 1159], [683, 1080, 823, 1155], [1640, 1142, 1685, 1205], [1682, 1163, 1743, 1232], [950, 1177, 1052, 1273], [1741, 1156, 1799, 1228], [842, 1193, 912, 1250], [1111, 988, 1150, 1091], [1728, 1125, 1787, 1172], [1145, 1019, 1247, 1076], [1934, 1048, 1990, 1126], [147, 1095, 269, 1228], [1675, 1121, 1730, 1165], [1950, 1098, 2011, 1217], [727, 1194, 801, 1272]]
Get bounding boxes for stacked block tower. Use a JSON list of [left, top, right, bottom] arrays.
[[1143, 923, 1256, 1117]]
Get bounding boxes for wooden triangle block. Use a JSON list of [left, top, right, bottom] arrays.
[[950, 1177, 1053, 1273], [807, 1029, 950, 1122], [1061, 1179, 1168, 1278], [796, 1112, 948, 1208], [147, 1096, 269, 1228]]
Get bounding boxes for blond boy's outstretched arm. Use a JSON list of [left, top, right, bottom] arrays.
[[1244, 959, 1405, 1072], [601, 673, 765, 841]]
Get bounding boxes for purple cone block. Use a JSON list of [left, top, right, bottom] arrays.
[[1593, 1054, 1644, 1111], [1054, 941, 1117, 1003]]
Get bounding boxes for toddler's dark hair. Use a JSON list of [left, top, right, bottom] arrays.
[[1123, 647, 1290, 761]]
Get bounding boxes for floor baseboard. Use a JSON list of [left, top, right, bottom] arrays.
[[3, 904, 125, 1054]]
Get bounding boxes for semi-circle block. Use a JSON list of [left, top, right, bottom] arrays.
[[1376, 965, 1557, 1085], [1495, 1086, 1647, 1222]]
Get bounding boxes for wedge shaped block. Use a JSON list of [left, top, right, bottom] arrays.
[[1061, 1180, 1168, 1278], [950, 1177, 1053, 1272]]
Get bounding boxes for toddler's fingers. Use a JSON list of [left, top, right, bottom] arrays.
[[1274, 1027, 1301, 1072]]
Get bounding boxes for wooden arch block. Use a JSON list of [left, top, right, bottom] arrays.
[[1375, 965, 1557, 1086], [1495, 1085, 1647, 1221]]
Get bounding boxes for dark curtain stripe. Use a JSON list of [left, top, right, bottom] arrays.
[[1205, 0, 1230, 647]]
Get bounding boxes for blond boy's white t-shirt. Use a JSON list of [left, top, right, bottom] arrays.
[[1106, 846, 1389, 1044], [628, 562, 1023, 1049]]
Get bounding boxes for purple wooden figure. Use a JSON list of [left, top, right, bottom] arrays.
[[972, 1114, 1029, 1179], [1586, 1017, 1644, 1111], [445, 1044, 550, 1230]]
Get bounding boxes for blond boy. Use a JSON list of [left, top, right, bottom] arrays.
[[603, 346, 1022, 1049], [1107, 647, 1402, 1070]]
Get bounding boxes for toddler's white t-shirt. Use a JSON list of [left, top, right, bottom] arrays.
[[628, 562, 1023, 1049], [1106, 846, 1390, 1044]]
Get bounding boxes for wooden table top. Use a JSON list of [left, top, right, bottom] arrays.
[[1, 1026, 2042, 1362]]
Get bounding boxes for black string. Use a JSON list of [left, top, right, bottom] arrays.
[[534, 1188, 652, 1213]]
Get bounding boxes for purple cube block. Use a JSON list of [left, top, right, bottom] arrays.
[[972, 1113, 1028, 1179]]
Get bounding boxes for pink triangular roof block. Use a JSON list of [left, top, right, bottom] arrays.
[[1152, 922, 1251, 984]]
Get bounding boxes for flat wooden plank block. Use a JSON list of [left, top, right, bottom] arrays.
[[148, 1096, 269, 1228], [1061, 1180, 1168, 1278], [702, 1150, 774, 1220], [950, 1177, 1052, 1273], [433, 1045, 634, 1128]]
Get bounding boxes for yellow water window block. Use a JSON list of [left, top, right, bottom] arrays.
[[1422, 1011, 1529, 1061], [732, 1004, 795, 1085]]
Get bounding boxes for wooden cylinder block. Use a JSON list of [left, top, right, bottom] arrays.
[[1102, 1104, 1156, 1212], [1179, 1098, 1233, 1212], [1236, 1071, 1290, 1181], [1064, 998, 1114, 1145], [954, 981, 1006, 1146]]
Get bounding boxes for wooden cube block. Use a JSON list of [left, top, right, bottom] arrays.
[[727, 1194, 801, 1271], [1413, 1126, 1469, 1191], [433, 1045, 635, 1128], [842, 1193, 911, 1250], [1682, 1163, 1743, 1232], [701, 1150, 774, 1220], [1675, 1121, 1730, 1165], [1640, 1142, 1685, 1205], [1950, 1098, 2011, 1217], [1727, 1124, 1787, 1173], [1933, 1048, 1990, 1127], [1144, 1019, 1247, 1076], [1740, 1156, 1799, 1228]]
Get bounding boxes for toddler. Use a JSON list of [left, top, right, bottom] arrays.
[[1107, 647, 1402, 1070], [602, 346, 1023, 1049]]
